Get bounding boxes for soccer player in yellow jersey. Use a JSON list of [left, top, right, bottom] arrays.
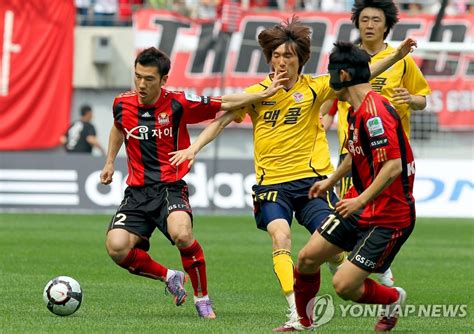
[[169, 16, 416, 330], [322, 0, 431, 288]]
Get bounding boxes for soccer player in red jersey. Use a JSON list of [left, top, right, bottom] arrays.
[[100, 47, 285, 319], [288, 42, 416, 332]]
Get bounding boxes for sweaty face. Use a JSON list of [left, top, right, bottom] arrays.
[[271, 43, 300, 84], [358, 7, 388, 43], [134, 63, 167, 105]]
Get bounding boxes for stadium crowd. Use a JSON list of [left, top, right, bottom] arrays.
[[75, 0, 474, 26]]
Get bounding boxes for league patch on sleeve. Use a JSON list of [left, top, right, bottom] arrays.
[[366, 117, 385, 137], [370, 137, 389, 149], [185, 92, 202, 102]]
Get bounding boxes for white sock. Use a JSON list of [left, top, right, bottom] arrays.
[[194, 295, 210, 304], [165, 269, 176, 282], [286, 292, 296, 310]]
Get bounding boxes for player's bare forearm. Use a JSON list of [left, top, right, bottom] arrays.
[[169, 110, 236, 166], [357, 158, 402, 206], [104, 125, 124, 164], [220, 72, 287, 110], [329, 155, 352, 185], [101, 125, 123, 184], [369, 38, 417, 79]]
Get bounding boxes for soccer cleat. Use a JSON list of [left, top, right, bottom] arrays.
[[272, 320, 313, 332], [376, 268, 395, 287], [286, 306, 298, 323], [374, 287, 407, 332], [195, 299, 216, 319], [165, 271, 188, 306]]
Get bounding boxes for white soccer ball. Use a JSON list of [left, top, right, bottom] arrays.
[[43, 276, 83, 316]]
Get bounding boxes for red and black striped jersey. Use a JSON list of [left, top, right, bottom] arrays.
[[113, 89, 221, 186], [346, 91, 415, 228]]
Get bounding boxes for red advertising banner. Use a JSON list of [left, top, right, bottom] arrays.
[[134, 9, 474, 129], [0, 0, 74, 150]]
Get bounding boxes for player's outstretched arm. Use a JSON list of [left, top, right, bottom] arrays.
[[369, 38, 417, 79], [169, 110, 237, 166], [100, 124, 124, 184], [309, 155, 352, 198], [335, 158, 402, 218], [220, 72, 288, 111]]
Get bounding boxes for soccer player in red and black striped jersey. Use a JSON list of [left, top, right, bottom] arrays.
[[100, 47, 285, 319], [288, 42, 416, 332]]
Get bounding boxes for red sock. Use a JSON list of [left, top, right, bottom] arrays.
[[179, 240, 207, 297], [119, 248, 168, 280], [357, 278, 399, 304], [294, 269, 321, 327]]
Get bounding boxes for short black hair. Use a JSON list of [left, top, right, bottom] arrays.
[[329, 41, 371, 83], [80, 104, 92, 117], [135, 47, 171, 77], [351, 0, 399, 40]]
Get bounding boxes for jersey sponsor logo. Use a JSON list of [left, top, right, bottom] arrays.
[[158, 112, 170, 125], [284, 107, 302, 124], [184, 92, 202, 102], [354, 254, 376, 269], [124, 125, 173, 140], [292, 92, 304, 103], [261, 101, 276, 106], [367, 117, 385, 137], [263, 109, 280, 127], [348, 140, 365, 156], [369, 137, 388, 149]]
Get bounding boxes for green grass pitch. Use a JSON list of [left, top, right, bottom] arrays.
[[0, 213, 472, 333]]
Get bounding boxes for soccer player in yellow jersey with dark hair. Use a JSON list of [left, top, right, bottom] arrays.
[[169, 16, 416, 331]]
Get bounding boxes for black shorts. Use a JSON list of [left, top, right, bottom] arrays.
[[107, 180, 192, 250], [318, 212, 414, 273], [252, 177, 339, 234]]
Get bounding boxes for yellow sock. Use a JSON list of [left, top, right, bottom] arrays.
[[272, 249, 294, 295]]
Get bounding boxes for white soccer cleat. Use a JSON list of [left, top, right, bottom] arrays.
[[273, 320, 313, 332], [374, 287, 407, 332], [287, 305, 298, 323], [376, 268, 395, 287]]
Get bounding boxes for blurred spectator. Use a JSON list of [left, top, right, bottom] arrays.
[[60, 105, 105, 155], [320, 0, 352, 12], [118, 0, 144, 25], [75, 0, 91, 25], [188, 0, 218, 19], [216, 0, 242, 32], [147, 0, 171, 9], [171, 0, 192, 16], [93, 0, 118, 26]]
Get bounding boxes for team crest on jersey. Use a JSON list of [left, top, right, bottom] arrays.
[[367, 117, 385, 137], [185, 92, 202, 102], [158, 112, 170, 125], [293, 92, 304, 103]]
